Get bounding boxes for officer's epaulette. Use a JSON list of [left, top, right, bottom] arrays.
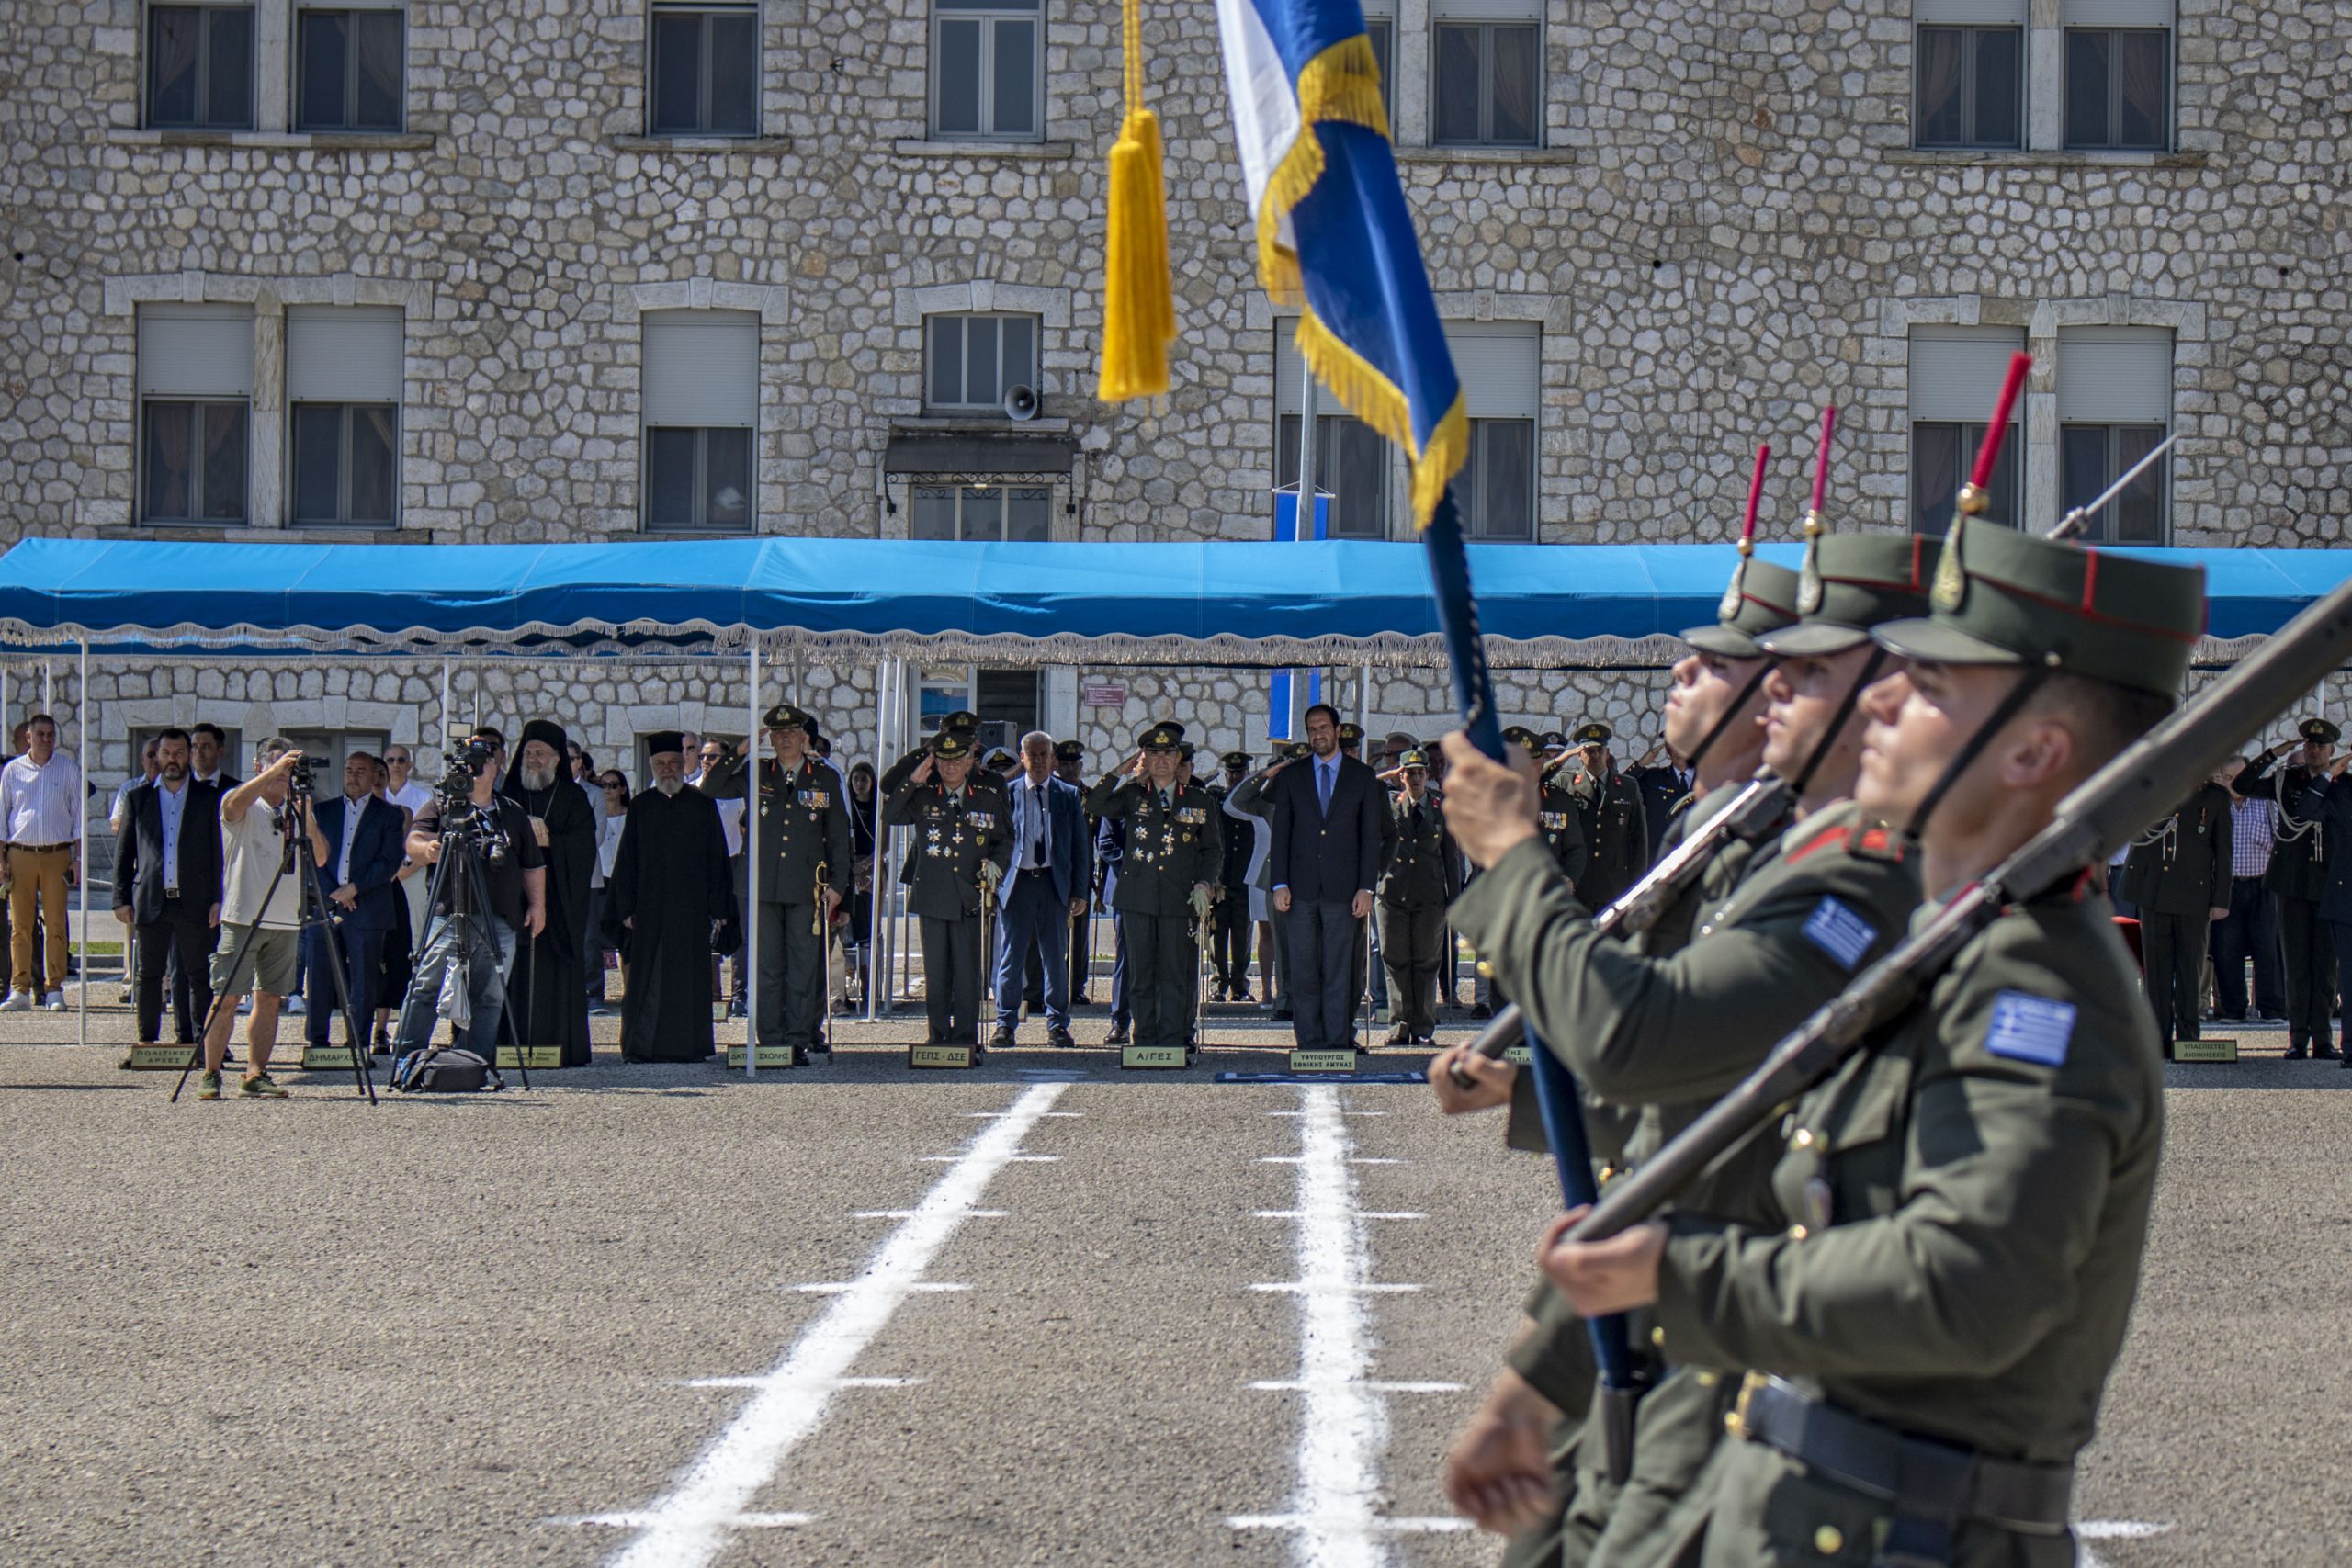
[[1786, 818, 1905, 866]]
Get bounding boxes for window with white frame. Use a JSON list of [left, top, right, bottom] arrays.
[[1914, 0, 2024, 151], [295, 0, 403, 132], [1363, 0, 1396, 123], [138, 304, 254, 526], [287, 306, 401, 527], [642, 310, 758, 531], [2063, 0, 2170, 151], [649, 2, 760, 136], [926, 313, 1040, 414], [147, 3, 255, 130], [1430, 0, 1539, 147], [1908, 324, 2024, 536], [909, 485, 1052, 541], [1444, 321, 1539, 540], [931, 0, 1042, 141], [1274, 320, 1390, 540], [2057, 326, 2171, 543]]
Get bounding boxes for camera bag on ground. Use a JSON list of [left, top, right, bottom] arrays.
[[390, 1046, 502, 1093]]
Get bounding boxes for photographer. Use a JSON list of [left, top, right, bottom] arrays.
[[193, 740, 322, 1100], [396, 742, 547, 1055]]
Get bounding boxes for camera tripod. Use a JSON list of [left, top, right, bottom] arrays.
[[391, 807, 534, 1090], [172, 786, 377, 1104]]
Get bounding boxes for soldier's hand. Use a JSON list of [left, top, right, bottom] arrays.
[[1537, 1207, 1665, 1316], [1350, 888, 1374, 920], [912, 754, 936, 784], [1189, 884, 1214, 919], [1069, 897, 1087, 919], [1272, 887, 1292, 914], [1442, 1370, 1557, 1536], [1439, 732, 1542, 869], [823, 888, 842, 922], [2209, 905, 2228, 922], [1428, 1044, 1516, 1113]]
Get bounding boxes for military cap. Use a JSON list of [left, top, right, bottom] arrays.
[[1398, 749, 1430, 771], [982, 746, 1017, 769], [1499, 725, 1545, 756], [1139, 721, 1185, 752], [1540, 730, 1568, 751], [1220, 749, 1251, 769], [1054, 739, 1085, 761], [2301, 716, 2341, 745], [940, 709, 980, 734], [1273, 738, 1311, 761], [1684, 558, 1803, 659], [1338, 721, 1364, 745], [645, 729, 686, 756], [1759, 534, 1943, 658], [1176, 740, 1197, 761], [1573, 721, 1613, 746], [762, 701, 812, 731], [930, 729, 975, 760], [1874, 516, 2205, 697], [1154, 718, 1189, 740]]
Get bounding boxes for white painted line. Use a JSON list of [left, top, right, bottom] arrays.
[[587, 1080, 1070, 1568], [564, 1512, 811, 1530], [1228, 1515, 1472, 1536], [1248, 1380, 1464, 1394], [791, 1281, 971, 1294], [681, 1376, 922, 1391], [1249, 1281, 1422, 1295], [853, 1209, 1007, 1220], [2078, 1519, 2172, 1568], [1255, 1210, 1425, 1222], [918, 1152, 1057, 1163]]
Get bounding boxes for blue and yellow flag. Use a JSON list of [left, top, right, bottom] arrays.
[[1214, 0, 1466, 529]]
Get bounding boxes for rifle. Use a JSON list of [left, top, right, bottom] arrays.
[[1446, 772, 1794, 1087], [1563, 570, 2352, 1250]]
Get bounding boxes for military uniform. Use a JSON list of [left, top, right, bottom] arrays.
[[1565, 721, 1648, 908], [2235, 719, 2337, 1057], [1213, 751, 1258, 998], [880, 710, 1005, 888], [2119, 780, 2230, 1055], [1500, 725, 1592, 885], [881, 732, 1012, 1049], [1627, 515, 2205, 1568], [1084, 723, 1221, 1055], [1375, 752, 1457, 1043], [707, 704, 854, 1061]]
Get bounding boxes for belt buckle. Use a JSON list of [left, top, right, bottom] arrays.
[[1730, 1370, 1769, 1442]]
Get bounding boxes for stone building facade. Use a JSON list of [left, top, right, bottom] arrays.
[[1, 0, 2346, 792]]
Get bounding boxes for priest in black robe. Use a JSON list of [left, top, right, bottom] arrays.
[[498, 719, 599, 1066], [613, 732, 739, 1062]]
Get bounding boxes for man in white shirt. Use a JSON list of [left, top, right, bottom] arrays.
[[0, 714, 82, 1010]]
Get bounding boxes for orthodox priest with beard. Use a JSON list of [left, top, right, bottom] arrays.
[[499, 719, 598, 1066], [612, 731, 740, 1062]]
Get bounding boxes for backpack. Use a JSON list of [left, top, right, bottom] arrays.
[[391, 1047, 501, 1093]]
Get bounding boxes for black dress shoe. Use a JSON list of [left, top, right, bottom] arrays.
[[1048, 1027, 1077, 1049], [2285, 1044, 2310, 1060], [1384, 1025, 1413, 1046], [989, 1027, 1015, 1051], [1269, 1007, 1293, 1022], [1469, 1002, 1494, 1021], [791, 1046, 811, 1066], [1230, 988, 1253, 1003], [2319, 1043, 2343, 1060], [2339, 1052, 2352, 1069], [1105, 1023, 1132, 1044]]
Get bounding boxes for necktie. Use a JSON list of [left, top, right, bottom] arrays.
[[1318, 761, 1334, 814]]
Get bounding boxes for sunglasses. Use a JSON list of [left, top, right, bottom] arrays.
[[600, 777, 626, 789]]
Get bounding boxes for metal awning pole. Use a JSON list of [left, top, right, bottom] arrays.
[[744, 643, 760, 1077], [75, 641, 88, 1046], [439, 658, 452, 752]]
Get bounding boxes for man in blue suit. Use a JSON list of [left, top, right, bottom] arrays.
[[304, 751, 406, 1052], [1269, 704, 1383, 1052], [991, 731, 1091, 1050]]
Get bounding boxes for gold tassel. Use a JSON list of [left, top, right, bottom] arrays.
[[1097, 0, 1174, 402]]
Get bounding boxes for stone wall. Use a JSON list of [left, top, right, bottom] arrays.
[[0, 0, 2344, 547]]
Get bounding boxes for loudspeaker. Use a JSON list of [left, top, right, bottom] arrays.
[[1001, 384, 1040, 422]]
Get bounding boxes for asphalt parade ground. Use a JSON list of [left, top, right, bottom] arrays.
[[3, 1006, 2349, 1567]]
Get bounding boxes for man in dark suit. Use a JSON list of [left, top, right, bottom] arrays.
[[303, 750, 407, 1051], [1631, 744, 1693, 866], [1269, 704, 1382, 1052], [111, 727, 223, 1050], [991, 731, 1091, 1050]]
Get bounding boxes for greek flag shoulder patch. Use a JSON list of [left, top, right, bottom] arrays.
[[1800, 897, 1876, 971], [1984, 990, 2077, 1067]]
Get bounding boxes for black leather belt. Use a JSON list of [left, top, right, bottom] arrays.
[[1733, 1374, 2073, 1547]]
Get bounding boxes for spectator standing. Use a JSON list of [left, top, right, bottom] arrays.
[[1267, 705, 1381, 1053], [844, 760, 877, 1010], [188, 722, 239, 790], [1, 714, 81, 1011], [194, 742, 315, 1100], [110, 738, 162, 1004], [1374, 748, 1457, 1045], [587, 770, 630, 1014], [110, 728, 222, 1053], [990, 731, 1088, 1051], [303, 752, 405, 1055], [2210, 756, 2286, 1026], [399, 740, 547, 1057]]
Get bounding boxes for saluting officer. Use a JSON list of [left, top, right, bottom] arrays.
[[1085, 722, 1222, 1059], [1376, 749, 1457, 1045], [2120, 769, 2231, 1058], [883, 729, 1012, 1055], [1562, 721, 1647, 908], [714, 703, 854, 1066], [1509, 725, 1590, 884], [2234, 716, 2338, 1058], [1534, 516, 2206, 1568], [1212, 749, 1258, 1000]]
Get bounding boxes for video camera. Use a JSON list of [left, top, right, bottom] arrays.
[[284, 751, 332, 796], [429, 741, 511, 866]]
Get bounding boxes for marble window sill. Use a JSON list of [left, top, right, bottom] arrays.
[[1884, 148, 2210, 170], [892, 139, 1075, 161]]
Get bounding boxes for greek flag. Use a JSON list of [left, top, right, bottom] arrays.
[[1216, 0, 1467, 529]]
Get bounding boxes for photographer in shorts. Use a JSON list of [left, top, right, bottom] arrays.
[[194, 740, 327, 1100], [395, 741, 547, 1055]]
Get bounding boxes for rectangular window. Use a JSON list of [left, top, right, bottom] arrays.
[[925, 313, 1040, 413], [147, 4, 254, 130], [286, 306, 401, 526], [1363, 7, 1396, 122], [2064, 28, 2168, 149], [649, 4, 759, 136], [931, 0, 1042, 141], [1914, 24, 2022, 149], [138, 304, 254, 525], [1430, 21, 1539, 147], [1461, 421, 1534, 539], [643, 310, 759, 530], [2056, 324, 2171, 542], [908, 484, 1052, 541], [1908, 323, 2025, 535], [295, 6, 403, 131], [2058, 424, 2166, 542], [1276, 414, 1391, 540]]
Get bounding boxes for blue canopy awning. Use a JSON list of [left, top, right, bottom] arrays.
[[0, 536, 2335, 668]]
